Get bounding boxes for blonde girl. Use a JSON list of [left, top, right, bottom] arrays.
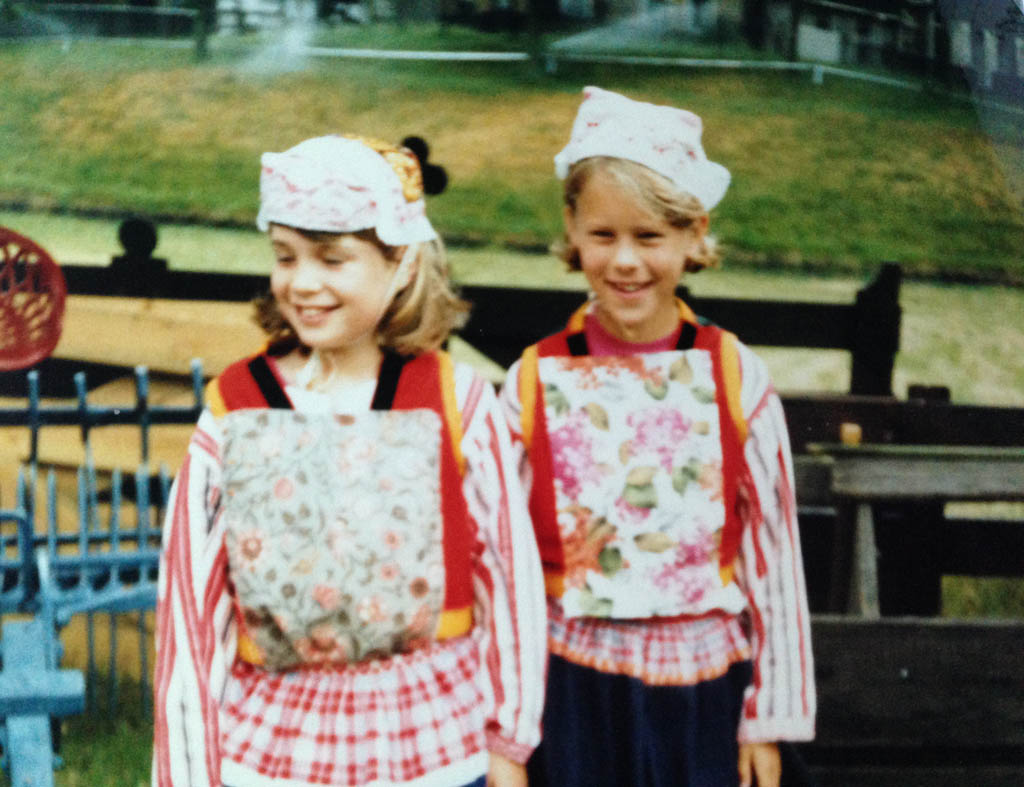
[[502, 88, 816, 787]]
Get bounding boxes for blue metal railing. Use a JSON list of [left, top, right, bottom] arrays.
[[0, 362, 206, 781]]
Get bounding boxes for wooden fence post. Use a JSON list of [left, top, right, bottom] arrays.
[[850, 261, 902, 395]]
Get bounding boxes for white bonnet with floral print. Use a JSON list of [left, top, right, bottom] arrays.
[[256, 135, 437, 245], [554, 86, 731, 211]]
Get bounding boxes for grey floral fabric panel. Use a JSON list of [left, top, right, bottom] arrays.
[[220, 409, 446, 669]]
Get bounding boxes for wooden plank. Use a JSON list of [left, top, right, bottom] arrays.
[[901, 402, 1024, 446], [54, 295, 264, 376], [806, 764, 1024, 787], [828, 449, 1024, 501], [457, 286, 583, 368], [62, 265, 266, 302], [687, 298, 858, 349], [811, 616, 1024, 748], [813, 444, 1024, 460], [456, 285, 866, 368], [782, 394, 1024, 450], [64, 276, 866, 352], [783, 394, 901, 451], [57, 262, 902, 395], [847, 503, 880, 617], [940, 518, 1024, 576]]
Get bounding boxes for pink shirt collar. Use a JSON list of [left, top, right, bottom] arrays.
[[583, 313, 682, 356]]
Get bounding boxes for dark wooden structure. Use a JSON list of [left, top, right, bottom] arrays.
[[56, 219, 904, 397], [807, 615, 1023, 785], [459, 258, 901, 397], [796, 444, 1024, 785]]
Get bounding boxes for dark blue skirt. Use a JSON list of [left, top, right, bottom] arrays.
[[528, 655, 753, 787]]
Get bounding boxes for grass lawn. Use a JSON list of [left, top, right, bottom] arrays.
[[55, 690, 153, 787], [0, 35, 1022, 282]]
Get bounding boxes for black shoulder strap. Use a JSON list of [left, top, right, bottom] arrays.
[[246, 356, 292, 409], [678, 321, 698, 350], [566, 332, 589, 356], [371, 351, 409, 410]]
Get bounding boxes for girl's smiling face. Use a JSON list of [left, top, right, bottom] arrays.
[[269, 225, 400, 357], [565, 168, 707, 343]]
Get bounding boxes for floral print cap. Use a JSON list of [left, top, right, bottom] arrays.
[[256, 135, 438, 245], [554, 86, 731, 211]]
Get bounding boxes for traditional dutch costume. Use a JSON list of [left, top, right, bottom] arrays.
[[503, 302, 815, 786], [152, 134, 546, 787], [154, 350, 546, 787], [504, 85, 815, 787]]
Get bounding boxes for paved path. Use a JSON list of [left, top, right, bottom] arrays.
[[552, 1, 723, 51]]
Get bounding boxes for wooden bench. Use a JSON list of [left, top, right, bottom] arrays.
[[796, 444, 1024, 785], [0, 618, 85, 787], [807, 615, 1023, 786]]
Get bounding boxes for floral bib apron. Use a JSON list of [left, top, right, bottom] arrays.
[[221, 409, 449, 669]]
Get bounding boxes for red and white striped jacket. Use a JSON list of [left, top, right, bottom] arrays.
[[501, 308, 816, 744], [152, 353, 547, 787]]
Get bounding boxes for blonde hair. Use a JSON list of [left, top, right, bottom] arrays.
[[555, 157, 721, 273], [255, 227, 469, 357]]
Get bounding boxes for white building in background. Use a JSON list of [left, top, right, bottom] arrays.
[[761, 0, 1023, 97]]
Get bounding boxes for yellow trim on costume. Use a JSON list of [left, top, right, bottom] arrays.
[[719, 331, 748, 443], [544, 571, 565, 599], [519, 344, 539, 452], [719, 563, 735, 588], [567, 301, 590, 333], [204, 379, 228, 417], [435, 606, 473, 639], [675, 297, 699, 325], [236, 633, 266, 666], [571, 297, 698, 333], [437, 351, 466, 476]]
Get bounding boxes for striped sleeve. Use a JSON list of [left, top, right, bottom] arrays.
[[456, 364, 547, 763], [497, 359, 531, 485], [733, 344, 816, 743], [152, 409, 236, 787]]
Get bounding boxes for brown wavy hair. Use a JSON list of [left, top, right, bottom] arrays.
[[254, 227, 469, 357]]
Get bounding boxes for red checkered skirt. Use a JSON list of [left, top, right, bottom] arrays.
[[547, 600, 751, 687], [219, 634, 488, 786]]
